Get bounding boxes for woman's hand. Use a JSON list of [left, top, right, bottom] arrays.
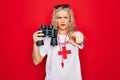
[[33, 30, 44, 43], [32, 30, 44, 65], [69, 31, 84, 46]]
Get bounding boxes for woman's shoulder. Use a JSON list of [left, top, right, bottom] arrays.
[[43, 37, 51, 41], [43, 37, 51, 45]]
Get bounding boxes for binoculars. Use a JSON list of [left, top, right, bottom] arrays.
[[36, 24, 58, 46]]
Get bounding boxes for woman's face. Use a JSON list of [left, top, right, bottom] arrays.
[[56, 10, 70, 31]]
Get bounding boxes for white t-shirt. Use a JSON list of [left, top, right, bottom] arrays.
[[39, 34, 84, 80]]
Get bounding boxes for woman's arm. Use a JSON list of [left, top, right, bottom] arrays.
[[32, 43, 44, 65], [32, 31, 44, 65]]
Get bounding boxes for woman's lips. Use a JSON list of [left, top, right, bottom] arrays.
[[60, 24, 66, 26]]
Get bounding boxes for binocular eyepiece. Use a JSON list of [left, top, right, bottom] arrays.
[[36, 24, 58, 46]]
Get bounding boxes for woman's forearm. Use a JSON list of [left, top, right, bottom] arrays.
[[32, 43, 43, 65]]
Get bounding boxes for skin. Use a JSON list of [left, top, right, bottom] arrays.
[[32, 9, 84, 65], [56, 10, 69, 34]]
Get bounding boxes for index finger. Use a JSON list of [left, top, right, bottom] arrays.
[[34, 30, 42, 34]]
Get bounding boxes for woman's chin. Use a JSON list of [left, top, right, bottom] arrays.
[[58, 26, 68, 30], [59, 28, 67, 30]]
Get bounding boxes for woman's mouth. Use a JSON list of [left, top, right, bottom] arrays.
[[60, 24, 66, 26]]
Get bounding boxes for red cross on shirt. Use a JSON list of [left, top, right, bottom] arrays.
[[58, 46, 71, 59]]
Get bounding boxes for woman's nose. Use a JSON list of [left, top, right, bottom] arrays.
[[61, 18, 65, 23]]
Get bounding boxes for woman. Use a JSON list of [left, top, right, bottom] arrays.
[[32, 4, 84, 80]]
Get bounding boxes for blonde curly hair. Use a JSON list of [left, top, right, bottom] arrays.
[[51, 6, 76, 35]]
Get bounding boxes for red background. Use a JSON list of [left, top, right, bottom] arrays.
[[0, 0, 120, 80]]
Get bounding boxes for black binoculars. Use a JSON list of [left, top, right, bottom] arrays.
[[36, 24, 58, 46]]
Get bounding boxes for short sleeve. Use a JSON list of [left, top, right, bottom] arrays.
[[38, 37, 50, 57]]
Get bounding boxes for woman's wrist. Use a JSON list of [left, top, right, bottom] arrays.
[[33, 41, 37, 46]]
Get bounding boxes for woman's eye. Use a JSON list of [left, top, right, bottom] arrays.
[[57, 17, 62, 19], [64, 17, 68, 19]]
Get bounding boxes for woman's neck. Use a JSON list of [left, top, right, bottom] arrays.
[[57, 29, 68, 35]]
